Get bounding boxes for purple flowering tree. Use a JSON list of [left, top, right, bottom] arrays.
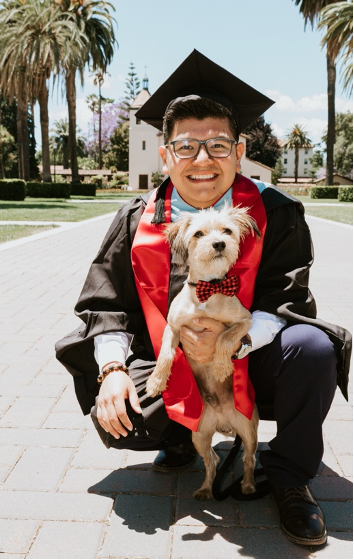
[[85, 100, 128, 162]]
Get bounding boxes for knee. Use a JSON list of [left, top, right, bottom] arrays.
[[281, 324, 337, 380]]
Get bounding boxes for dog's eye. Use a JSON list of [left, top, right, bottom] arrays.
[[223, 228, 232, 235], [193, 231, 204, 238]]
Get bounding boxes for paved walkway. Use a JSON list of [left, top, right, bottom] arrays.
[[0, 210, 352, 559]]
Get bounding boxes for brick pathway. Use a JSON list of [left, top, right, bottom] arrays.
[[0, 211, 352, 559]]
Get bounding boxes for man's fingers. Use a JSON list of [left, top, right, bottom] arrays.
[[129, 388, 142, 414]]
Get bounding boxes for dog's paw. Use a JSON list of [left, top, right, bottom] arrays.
[[193, 487, 213, 501], [146, 375, 166, 397], [241, 480, 256, 494]]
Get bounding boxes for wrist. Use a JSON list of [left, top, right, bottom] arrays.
[[97, 361, 129, 384]]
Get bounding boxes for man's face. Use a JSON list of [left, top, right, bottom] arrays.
[[159, 117, 244, 209]]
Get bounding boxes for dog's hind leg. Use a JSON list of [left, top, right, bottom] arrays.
[[146, 325, 180, 397], [230, 408, 258, 494], [192, 429, 219, 500]]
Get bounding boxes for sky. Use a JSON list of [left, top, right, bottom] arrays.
[[37, 0, 353, 151]]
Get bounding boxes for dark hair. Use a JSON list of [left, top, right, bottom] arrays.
[[162, 97, 240, 144]]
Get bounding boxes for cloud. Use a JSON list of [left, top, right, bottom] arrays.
[[266, 90, 352, 113], [272, 117, 327, 145]]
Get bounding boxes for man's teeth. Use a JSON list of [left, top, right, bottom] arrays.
[[189, 174, 216, 180]]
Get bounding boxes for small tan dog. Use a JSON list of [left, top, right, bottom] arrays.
[[146, 204, 260, 500]]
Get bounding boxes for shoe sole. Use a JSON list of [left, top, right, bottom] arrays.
[[281, 524, 327, 547], [151, 456, 197, 473]]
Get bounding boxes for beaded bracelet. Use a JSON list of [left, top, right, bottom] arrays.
[[97, 361, 130, 384]]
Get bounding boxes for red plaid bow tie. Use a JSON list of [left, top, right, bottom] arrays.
[[195, 275, 240, 303]]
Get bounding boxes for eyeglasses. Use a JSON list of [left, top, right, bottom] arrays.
[[165, 137, 237, 159]]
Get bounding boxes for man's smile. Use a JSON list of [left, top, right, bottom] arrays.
[[187, 173, 218, 181]]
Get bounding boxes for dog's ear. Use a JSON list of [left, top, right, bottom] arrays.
[[230, 206, 261, 240], [164, 215, 191, 262]]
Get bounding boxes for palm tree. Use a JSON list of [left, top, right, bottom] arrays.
[[57, 0, 117, 182], [0, 0, 86, 181], [0, 2, 30, 180], [284, 124, 312, 183], [50, 119, 70, 169], [317, 0, 353, 96], [293, 0, 347, 185]]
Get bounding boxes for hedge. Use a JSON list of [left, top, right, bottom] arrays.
[[338, 186, 353, 202], [27, 182, 71, 198], [310, 186, 338, 199], [0, 179, 26, 201], [70, 183, 96, 196]]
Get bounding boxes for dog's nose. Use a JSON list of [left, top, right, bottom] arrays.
[[212, 241, 226, 252]]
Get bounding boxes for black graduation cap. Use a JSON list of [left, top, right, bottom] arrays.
[[135, 49, 274, 133]]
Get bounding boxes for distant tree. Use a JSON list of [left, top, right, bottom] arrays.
[[271, 158, 285, 185], [0, 125, 16, 178], [0, 95, 38, 179], [119, 62, 141, 119], [284, 124, 312, 183], [102, 121, 129, 171], [50, 118, 85, 168], [151, 171, 165, 188], [310, 150, 324, 170], [333, 112, 353, 176], [85, 102, 127, 159], [243, 116, 282, 168]]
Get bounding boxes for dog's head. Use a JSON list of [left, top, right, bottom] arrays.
[[164, 204, 260, 280]]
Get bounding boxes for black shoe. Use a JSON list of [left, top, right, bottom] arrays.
[[270, 484, 327, 546], [152, 440, 197, 472]]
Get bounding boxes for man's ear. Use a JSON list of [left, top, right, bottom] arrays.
[[159, 146, 169, 175], [164, 215, 191, 263]]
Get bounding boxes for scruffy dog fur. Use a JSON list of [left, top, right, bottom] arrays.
[[146, 205, 260, 500]]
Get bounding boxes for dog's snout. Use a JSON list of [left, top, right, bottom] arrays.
[[212, 241, 226, 252]]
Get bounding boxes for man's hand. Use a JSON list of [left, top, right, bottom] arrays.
[[97, 371, 142, 439], [180, 317, 228, 364]]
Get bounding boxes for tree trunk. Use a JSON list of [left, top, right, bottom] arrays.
[[16, 73, 25, 179], [38, 78, 52, 183], [65, 70, 79, 183], [22, 95, 30, 181], [294, 146, 299, 183], [98, 83, 102, 169], [326, 50, 336, 186]]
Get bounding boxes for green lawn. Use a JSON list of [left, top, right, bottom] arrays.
[[0, 224, 59, 243], [304, 205, 353, 225], [291, 195, 353, 225], [0, 198, 125, 222]]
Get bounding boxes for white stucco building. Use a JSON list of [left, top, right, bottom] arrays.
[[129, 83, 272, 190], [279, 140, 314, 179]]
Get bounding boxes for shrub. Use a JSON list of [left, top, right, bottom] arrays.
[[112, 172, 128, 181], [338, 186, 353, 202], [70, 183, 96, 196], [311, 186, 339, 199], [27, 182, 71, 198], [90, 175, 104, 188], [0, 179, 26, 201]]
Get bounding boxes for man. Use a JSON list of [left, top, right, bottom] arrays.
[[56, 50, 351, 547]]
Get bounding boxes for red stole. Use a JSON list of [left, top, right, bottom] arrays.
[[131, 175, 267, 431]]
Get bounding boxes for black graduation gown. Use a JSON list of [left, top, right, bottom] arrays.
[[55, 180, 351, 419]]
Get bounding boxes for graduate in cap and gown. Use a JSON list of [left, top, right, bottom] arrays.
[[56, 50, 351, 547]]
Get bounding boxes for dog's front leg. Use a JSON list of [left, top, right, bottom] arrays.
[[192, 430, 219, 500], [146, 325, 179, 397], [214, 318, 252, 383]]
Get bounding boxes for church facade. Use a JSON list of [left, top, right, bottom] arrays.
[[129, 80, 272, 191]]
